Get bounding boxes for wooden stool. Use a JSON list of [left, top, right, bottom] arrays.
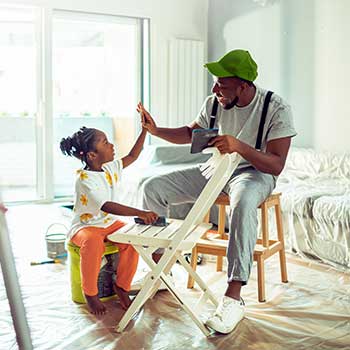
[[187, 192, 288, 302]]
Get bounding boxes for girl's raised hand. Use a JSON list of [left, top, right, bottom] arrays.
[[136, 102, 158, 135]]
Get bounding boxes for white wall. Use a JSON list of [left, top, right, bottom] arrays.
[[208, 0, 350, 153], [209, 1, 282, 93], [313, 0, 350, 152], [0, 0, 208, 130]]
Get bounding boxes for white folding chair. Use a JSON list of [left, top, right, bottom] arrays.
[[108, 148, 241, 336]]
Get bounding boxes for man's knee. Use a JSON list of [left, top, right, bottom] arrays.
[[230, 196, 257, 217], [143, 176, 162, 199], [142, 176, 167, 211]]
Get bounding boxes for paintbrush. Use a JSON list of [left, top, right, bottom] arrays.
[[30, 259, 61, 266]]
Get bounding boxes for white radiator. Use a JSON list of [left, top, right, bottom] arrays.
[[168, 38, 205, 127]]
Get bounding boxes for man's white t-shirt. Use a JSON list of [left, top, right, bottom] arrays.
[[68, 159, 123, 240], [195, 85, 297, 170]]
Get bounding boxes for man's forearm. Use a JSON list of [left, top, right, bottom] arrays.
[[238, 142, 285, 176], [154, 126, 192, 144]]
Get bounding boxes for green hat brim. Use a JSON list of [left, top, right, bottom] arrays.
[[204, 62, 235, 78]]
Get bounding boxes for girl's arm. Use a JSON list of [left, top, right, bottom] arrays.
[[121, 128, 147, 168], [101, 201, 158, 225]]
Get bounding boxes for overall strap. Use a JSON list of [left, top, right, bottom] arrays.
[[255, 90, 273, 150], [209, 97, 219, 129]]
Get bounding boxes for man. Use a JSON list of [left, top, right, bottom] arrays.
[[138, 49, 296, 334]]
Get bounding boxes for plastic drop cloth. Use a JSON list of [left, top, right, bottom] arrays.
[[276, 147, 350, 271], [1, 203, 350, 350]]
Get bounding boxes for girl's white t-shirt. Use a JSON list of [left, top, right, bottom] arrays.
[[68, 159, 123, 240]]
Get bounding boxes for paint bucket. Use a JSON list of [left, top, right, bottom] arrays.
[[45, 223, 68, 259]]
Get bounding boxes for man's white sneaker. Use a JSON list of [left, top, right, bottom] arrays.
[[205, 296, 245, 334]]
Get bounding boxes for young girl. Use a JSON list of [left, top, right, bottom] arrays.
[[60, 125, 158, 315]]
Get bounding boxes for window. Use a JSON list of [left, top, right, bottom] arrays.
[[53, 11, 146, 198], [0, 5, 41, 202], [0, 6, 149, 202]]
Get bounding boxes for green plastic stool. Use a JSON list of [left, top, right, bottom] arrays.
[[67, 241, 119, 303]]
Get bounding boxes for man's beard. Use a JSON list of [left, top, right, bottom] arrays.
[[222, 96, 239, 110]]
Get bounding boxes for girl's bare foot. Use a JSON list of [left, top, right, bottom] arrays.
[[84, 294, 106, 315], [113, 285, 132, 310]]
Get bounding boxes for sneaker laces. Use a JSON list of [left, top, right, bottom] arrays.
[[213, 297, 245, 321]]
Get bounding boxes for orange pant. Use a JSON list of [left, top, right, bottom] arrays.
[[70, 220, 139, 296]]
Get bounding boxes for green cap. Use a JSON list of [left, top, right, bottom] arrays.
[[204, 49, 258, 82]]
